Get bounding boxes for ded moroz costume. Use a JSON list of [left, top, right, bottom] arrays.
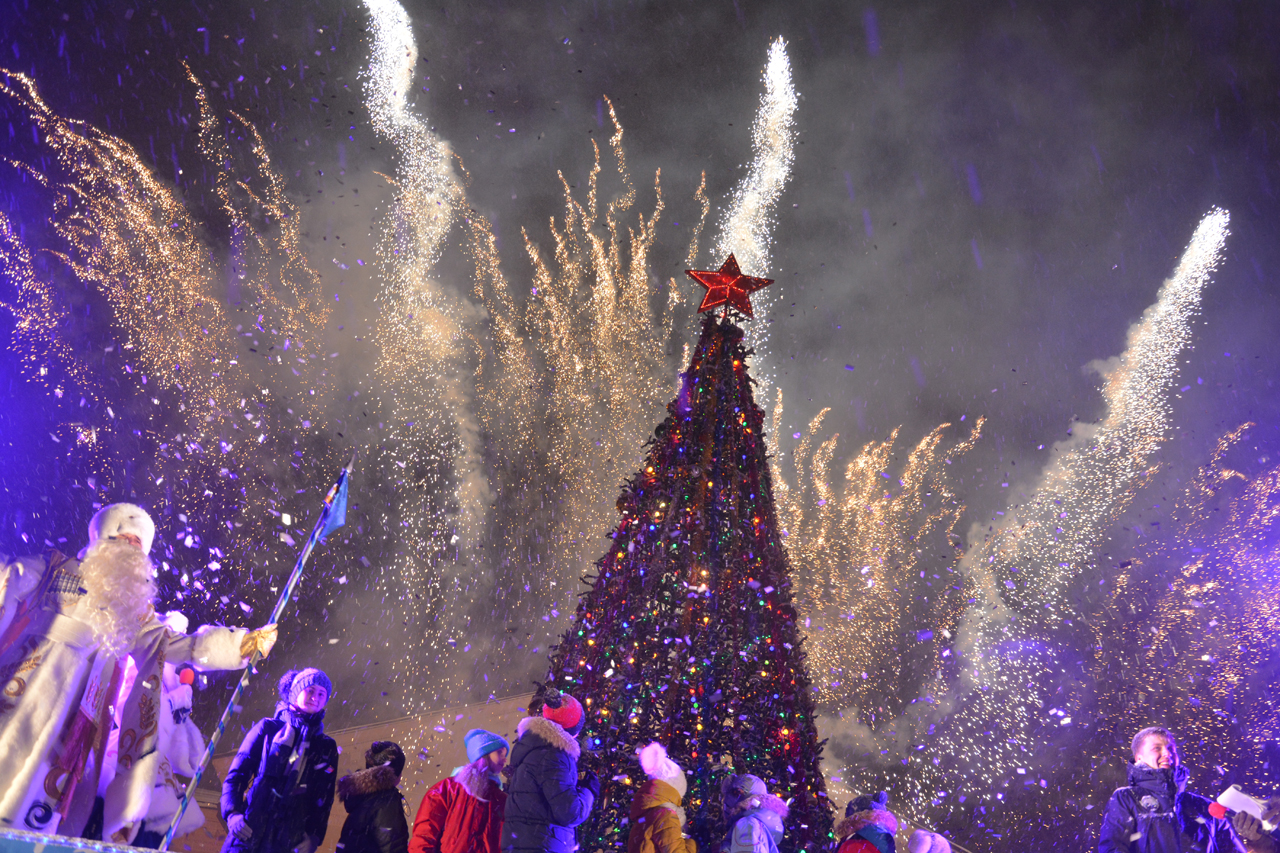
[[0, 504, 274, 839]]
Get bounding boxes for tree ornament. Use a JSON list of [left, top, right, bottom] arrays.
[[685, 254, 775, 318]]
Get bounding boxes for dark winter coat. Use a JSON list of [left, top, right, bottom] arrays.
[[627, 779, 696, 853], [410, 763, 506, 853], [1098, 762, 1244, 853], [337, 764, 410, 853], [500, 716, 596, 853], [835, 807, 898, 853], [720, 794, 788, 853], [220, 705, 339, 853]]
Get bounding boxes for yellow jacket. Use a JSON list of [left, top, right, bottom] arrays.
[[627, 780, 697, 853]]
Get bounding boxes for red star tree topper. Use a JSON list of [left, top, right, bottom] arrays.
[[686, 253, 775, 318]]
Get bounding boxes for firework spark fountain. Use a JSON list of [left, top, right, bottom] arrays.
[[458, 99, 680, 671], [359, 0, 485, 709], [0, 66, 339, 623], [710, 37, 797, 393], [775, 400, 983, 714], [355, 2, 802, 700], [811, 209, 1230, 829]]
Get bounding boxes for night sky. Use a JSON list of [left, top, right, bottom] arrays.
[[2, 1, 1279, 847]]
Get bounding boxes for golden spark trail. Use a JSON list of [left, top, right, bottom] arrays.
[[711, 37, 797, 393], [462, 100, 677, 672], [0, 211, 93, 404], [0, 67, 339, 615], [361, 0, 482, 707], [0, 70, 238, 422], [777, 408, 983, 713], [916, 209, 1231, 816], [806, 210, 1229, 828]]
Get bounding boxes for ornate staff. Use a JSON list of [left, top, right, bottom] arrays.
[[159, 453, 354, 850]]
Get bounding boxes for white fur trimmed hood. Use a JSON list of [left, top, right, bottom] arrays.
[[837, 807, 899, 839], [515, 715, 581, 759], [452, 762, 503, 801], [337, 763, 400, 803], [730, 791, 789, 823]]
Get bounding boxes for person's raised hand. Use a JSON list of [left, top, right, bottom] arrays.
[[1234, 810, 1265, 842], [240, 624, 278, 659]]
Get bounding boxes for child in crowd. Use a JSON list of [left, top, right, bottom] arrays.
[[337, 741, 410, 853], [627, 742, 696, 853], [220, 668, 339, 853], [128, 652, 209, 847], [719, 774, 787, 853], [502, 690, 599, 853], [836, 792, 898, 853], [411, 729, 509, 853]]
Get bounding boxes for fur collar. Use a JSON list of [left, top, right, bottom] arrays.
[[732, 792, 790, 821], [453, 762, 502, 801], [338, 764, 400, 802], [631, 779, 683, 816], [516, 716, 581, 759], [837, 808, 899, 838]]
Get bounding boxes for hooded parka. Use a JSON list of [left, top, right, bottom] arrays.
[[1098, 762, 1244, 853], [500, 717, 596, 853], [835, 805, 898, 853], [627, 779, 696, 853], [721, 794, 788, 853], [336, 764, 409, 853]]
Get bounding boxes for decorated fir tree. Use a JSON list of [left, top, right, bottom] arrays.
[[540, 256, 833, 853]]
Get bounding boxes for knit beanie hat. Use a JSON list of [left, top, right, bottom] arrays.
[[367, 741, 406, 776], [89, 503, 157, 556], [465, 729, 511, 762], [722, 774, 768, 813], [280, 667, 333, 704], [540, 688, 585, 735], [638, 742, 687, 798], [908, 829, 951, 853], [847, 790, 891, 818]]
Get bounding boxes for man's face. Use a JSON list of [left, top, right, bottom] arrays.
[[479, 747, 508, 773], [1135, 734, 1179, 770], [294, 685, 329, 714]]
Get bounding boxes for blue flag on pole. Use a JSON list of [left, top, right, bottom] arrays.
[[319, 470, 349, 543]]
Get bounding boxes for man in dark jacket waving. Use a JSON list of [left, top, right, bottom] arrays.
[[501, 690, 599, 853], [1099, 726, 1258, 853]]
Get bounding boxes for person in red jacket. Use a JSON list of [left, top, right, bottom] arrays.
[[835, 792, 898, 853], [410, 729, 510, 853]]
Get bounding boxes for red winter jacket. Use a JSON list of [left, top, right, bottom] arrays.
[[836, 840, 882, 853], [410, 764, 506, 853]]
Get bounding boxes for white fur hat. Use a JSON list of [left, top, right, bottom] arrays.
[[638, 742, 687, 798], [89, 503, 157, 555], [908, 829, 951, 853]]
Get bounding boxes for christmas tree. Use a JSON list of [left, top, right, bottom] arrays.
[[540, 256, 833, 853]]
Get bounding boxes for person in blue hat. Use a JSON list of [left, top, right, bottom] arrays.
[[410, 729, 510, 853]]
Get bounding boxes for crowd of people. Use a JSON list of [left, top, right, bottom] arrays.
[[324, 687, 956, 853], [0, 503, 1278, 853]]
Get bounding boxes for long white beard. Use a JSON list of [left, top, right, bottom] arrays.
[[76, 538, 157, 658]]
